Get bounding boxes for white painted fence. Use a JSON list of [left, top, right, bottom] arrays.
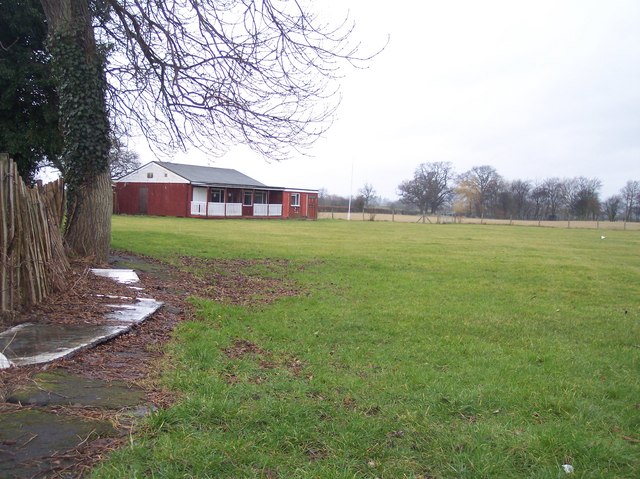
[[225, 203, 242, 216], [191, 201, 207, 216], [254, 204, 283, 216], [207, 202, 225, 216], [190, 201, 282, 217]]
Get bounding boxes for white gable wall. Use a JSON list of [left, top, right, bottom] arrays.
[[117, 162, 189, 184]]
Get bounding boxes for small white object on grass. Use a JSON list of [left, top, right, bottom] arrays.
[[562, 464, 574, 474], [601, 235, 606, 240]]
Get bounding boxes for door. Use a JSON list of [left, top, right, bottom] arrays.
[[308, 195, 317, 219], [242, 190, 253, 216], [139, 187, 148, 215]]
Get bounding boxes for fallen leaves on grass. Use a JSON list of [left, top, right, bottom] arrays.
[[224, 339, 266, 359], [178, 256, 301, 305]]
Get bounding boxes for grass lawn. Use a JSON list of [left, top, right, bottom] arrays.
[[96, 216, 639, 478]]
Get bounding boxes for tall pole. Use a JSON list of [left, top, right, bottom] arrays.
[[347, 159, 354, 220]]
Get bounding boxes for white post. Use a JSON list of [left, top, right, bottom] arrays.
[[347, 159, 354, 221]]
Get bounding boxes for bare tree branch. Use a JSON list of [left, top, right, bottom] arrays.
[[95, 0, 382, 160]]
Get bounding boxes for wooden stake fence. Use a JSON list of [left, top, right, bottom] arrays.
[[1, 154, 68, 318]]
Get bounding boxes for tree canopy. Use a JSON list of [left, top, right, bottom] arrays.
[[0, 0, 62, 183]]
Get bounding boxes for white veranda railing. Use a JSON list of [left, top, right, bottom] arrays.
[[190, 201, 281, 217]]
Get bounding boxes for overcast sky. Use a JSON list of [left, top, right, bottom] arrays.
[[134, 0, 640, 201]]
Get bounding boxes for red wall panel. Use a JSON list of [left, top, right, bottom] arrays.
[[148, 183, 190, 217], [282, 192, 318, 219], [114, 183, 140, 215], [114, 183, 190, 217]]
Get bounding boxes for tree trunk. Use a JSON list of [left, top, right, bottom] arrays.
[[41, 0, 112, 262], [64, 169, 112, 261]]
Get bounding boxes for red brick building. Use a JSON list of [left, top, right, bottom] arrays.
[[114, 162, 318, 220]]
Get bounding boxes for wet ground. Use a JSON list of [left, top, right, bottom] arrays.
[[7, 370, 146, 409], [1, 369, 145, 478], [1, 409, 116, 478], [0, 270, 163, 368], [0, 263, 167, 478]]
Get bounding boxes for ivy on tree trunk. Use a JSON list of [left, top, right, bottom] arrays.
[[41, 0, 111, 261]]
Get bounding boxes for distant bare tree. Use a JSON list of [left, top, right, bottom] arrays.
[[495, 187, 513, 220], [509, 179, 532, 219], [540, 178, 568, 220], [358, 183, 378, 212], [620, 180, 640, 222], [109, 134, 141, 180], [530, 182, 547, 220], [455, 165, 502, 218], [398, 162, 455, 216], [602, 195, 621, 222], [567, 177, 601, 220]]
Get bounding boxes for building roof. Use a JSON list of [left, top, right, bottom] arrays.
[[156, 162, 270, 188]]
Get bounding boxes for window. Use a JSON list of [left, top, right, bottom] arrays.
[[210, 189, 224, 203], [243, 191, 253, 206], [290, 193, 300, 207], [254, 191, 267, 204], [147, 172, 154, 178]]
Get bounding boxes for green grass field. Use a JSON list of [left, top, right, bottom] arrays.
[[96, 216, 640, 478]]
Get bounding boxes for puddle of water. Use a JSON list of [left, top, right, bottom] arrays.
[[90, 268, 140, 284], [0, 269, 163, 369], [0, 352, 11, 368], [0, 409, 117, 478], [0, 298, 163, 367], [105, 298, 164, 324], [0, 323, 127, 366]]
